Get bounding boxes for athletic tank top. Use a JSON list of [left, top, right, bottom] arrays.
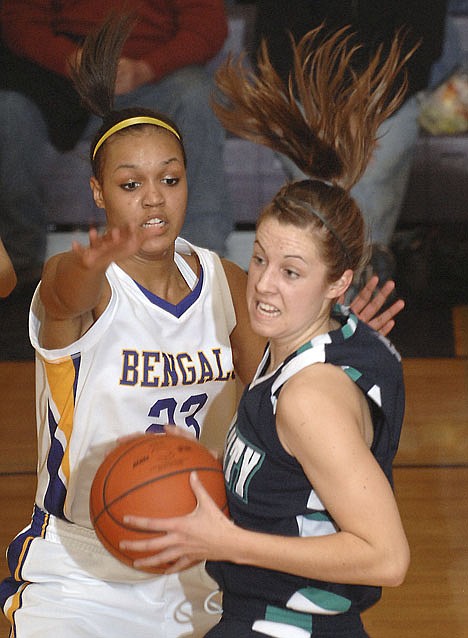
[[29, 238, 238, 528], [207, 306, 405, 626]]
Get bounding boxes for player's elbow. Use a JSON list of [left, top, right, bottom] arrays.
[[380, 542, 410, 587]]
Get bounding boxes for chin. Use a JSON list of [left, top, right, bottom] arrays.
[[249, 317, 275, 340], [140, 236, 172, 256], [143, 226, 173, 242]]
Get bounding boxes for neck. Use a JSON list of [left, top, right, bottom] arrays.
[[117, 250, 195, 304]]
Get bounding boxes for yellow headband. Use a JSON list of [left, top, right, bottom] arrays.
[[92, 116, 181, 160]]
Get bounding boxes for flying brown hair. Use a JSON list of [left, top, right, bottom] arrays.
[[213, 25, 415, 190]]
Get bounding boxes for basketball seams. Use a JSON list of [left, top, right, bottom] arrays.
[[89, 433, 228, 572], [92, 434, 217, 515], [93, 466, 225, 523]]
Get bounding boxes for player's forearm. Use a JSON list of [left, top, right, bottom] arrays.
[[226, 525, 409, 588], [41, 252, 108, 320]]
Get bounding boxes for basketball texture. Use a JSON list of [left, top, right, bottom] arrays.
[[90, 432, 228, 573]]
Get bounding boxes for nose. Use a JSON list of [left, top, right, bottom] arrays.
[[254, 264, 276, 294], [142, 180, 164, 208]]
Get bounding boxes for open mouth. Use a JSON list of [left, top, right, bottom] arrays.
[[141, 217, 166, 229], [257, 301, 280, 316]]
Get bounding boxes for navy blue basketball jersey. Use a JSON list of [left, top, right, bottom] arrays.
[[207, 306, 405, 637]]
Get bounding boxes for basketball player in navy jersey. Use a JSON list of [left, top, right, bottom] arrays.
[[123, 26, 411, 638]]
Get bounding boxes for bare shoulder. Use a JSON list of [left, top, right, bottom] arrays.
[[220, 257, 248, 288], [220, 258, 265, 385], [283, 362, 355, 397], [279, 363, 358, 419], [219, 257, 249, 321], [277, 363, 373, 452]]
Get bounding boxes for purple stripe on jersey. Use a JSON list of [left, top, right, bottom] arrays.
[[134, 267, 204, 318], [44, 355, 81, 519], [1, 506, 49, 604]]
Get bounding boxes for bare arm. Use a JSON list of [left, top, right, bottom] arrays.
[[121, 365, 409, 586], [221, 258, 266, 385], [269, 366, 409, 585], [0, 238, 17, 298], [39, 226, 143, 349]]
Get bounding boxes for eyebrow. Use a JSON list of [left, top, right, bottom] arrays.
[[284, 254, 307, 263], [253, 240, 307, 263], [114, 157, 181, 172]]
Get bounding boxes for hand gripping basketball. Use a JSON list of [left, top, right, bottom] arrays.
[[90, 432, 228, 573]]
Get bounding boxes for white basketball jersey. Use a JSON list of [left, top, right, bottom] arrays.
[[29, 239, 238, 528]]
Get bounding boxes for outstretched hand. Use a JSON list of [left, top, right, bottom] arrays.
[[72, 225, 143, 272], [120, 471, 235, 574], [346, 276, 405, 337]]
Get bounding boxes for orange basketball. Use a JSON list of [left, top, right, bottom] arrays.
[[90, 432, 228, 573]]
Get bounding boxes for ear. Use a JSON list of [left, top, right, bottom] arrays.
[[326, 269, 354, 300], [90, 176, 105, 209]]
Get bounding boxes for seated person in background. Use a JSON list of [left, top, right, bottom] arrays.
[[0, 0, 232, 286]]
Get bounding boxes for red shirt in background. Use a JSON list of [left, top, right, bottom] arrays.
[[1, 0, 228, 82]]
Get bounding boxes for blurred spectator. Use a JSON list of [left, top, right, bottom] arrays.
[[430, 0, 468, 86]]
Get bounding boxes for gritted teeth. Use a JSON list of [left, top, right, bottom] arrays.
[[142, 217, 165, 228], [258, 301, 279, 314]]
